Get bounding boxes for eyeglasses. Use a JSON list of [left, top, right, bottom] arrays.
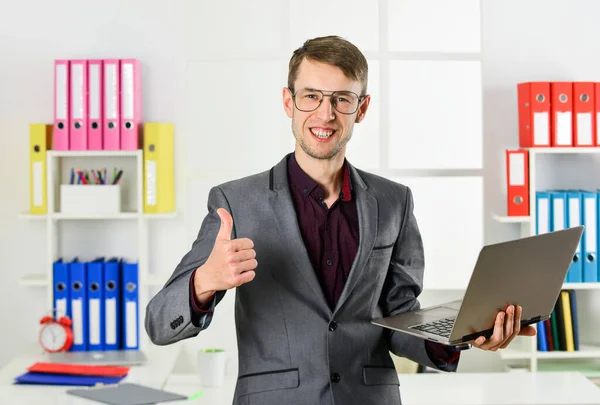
[[290, 88, 365, 115]]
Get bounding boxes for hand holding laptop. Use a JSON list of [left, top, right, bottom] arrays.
[[471, 304, 536, 351]]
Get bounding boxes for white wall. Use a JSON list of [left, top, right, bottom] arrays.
[[2, 0, 599, 374]]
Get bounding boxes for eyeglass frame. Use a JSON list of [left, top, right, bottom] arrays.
[[288, 87, 367, 115]]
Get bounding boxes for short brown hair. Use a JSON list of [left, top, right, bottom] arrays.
[[287, 35, 368, 96]]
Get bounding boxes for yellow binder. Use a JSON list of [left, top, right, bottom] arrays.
[[29, 124, 52, 214], [143, 123, 174, 213], [561, 290, 575, 352]]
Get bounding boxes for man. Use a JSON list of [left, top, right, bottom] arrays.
[[145, 36, 535, 405]]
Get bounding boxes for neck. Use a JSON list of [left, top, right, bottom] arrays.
[[294, 148, 345, 200]]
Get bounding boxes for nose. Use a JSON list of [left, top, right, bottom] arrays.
[[315, 96, 335, 121]]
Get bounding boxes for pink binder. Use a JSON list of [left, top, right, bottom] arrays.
[[53, 60, 70, 150], [120, 59, 142, 150], [88, 60, 103, 150], [103, 59, 120, 150], [69, 60, 88, 150]]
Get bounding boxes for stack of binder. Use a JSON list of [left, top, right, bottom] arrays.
[[52, 258, 139, 352], [537, 290, 579, 352], [518, 81, 599, 148], [54, 59, 142, 151], [536, 190, 599, 283], [14, 362, 128, 386]]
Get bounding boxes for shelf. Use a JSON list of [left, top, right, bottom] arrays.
[[20, 273, 165, 288], [47, 150, 142, 158], [563, 283, 600, 290], [52, 212, 140, 220], [500, 348, 534, 360], [492, 214, 532, 223], [18, 211, 46, 220], [537, 345, 600, 359], [526, 147, 600, 155]]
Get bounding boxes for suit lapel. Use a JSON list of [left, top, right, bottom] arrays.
[[333, 165, 378, 316], [268, 155, 332, 315]]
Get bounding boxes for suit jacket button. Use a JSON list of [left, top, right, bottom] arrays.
[[330, 373, 340, 383], [328, 321, 337, 331]]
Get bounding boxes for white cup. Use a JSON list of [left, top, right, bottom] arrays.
[[197, 348, 227, 387]]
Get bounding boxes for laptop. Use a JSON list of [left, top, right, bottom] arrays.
[[371, 226, 584, 346], [44, 350, 148, 366]]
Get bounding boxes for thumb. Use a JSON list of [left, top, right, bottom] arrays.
[[216, 208, 233, 241]]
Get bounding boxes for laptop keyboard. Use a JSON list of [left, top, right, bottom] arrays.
[[410, 317, 456, 338]]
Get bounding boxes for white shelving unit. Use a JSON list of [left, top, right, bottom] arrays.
[[19, 149, 174, 351], [494, 147, 600, 372]]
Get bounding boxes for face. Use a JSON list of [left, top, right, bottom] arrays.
[[283, 59, 371, 161]]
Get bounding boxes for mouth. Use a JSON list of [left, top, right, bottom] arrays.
[[309, 127, 337, 140]]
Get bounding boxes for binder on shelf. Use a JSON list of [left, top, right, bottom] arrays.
[[120, 59, 142, 150], [573, 82, 595, 147], [543, 319, 554, 351], [595, 82, 600, 145], [535, 192, 551, 235], [53, 60, 69, 150], [536, 320, 548, 351], [582, 191, 598, 283], [87, 258, 104, 351], [52, 259, 70, 320], [103, 59, 120, 150], [88, 60, 103, 150], [517, 82, 551, 147], [550, 191, 566, 232], [554, 293, 567, 351], [29, 124, 52, 214], [566, 191, 583, 283], [69, 60, 88, 150], [550, 306, 560, 351], [550, 82, 573, 147], [121, 260, 139, 350], [143, 123, 175, 213], [69, 259, 88, 352], [506, 150, 529, 216], [560, 291, 575, 352], [568, 290, 580, 351], [103, 258, 121, 351]]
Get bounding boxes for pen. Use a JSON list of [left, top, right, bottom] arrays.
[[112, 170, 124, 185]]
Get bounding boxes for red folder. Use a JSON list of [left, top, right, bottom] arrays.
[[27, 362, 129, 377], [551, 82, 573, 146], [595, 83, 600, 146], [573, 82, 595, 147], [506, 149, 529, 216], [517, 82, 550, 147]]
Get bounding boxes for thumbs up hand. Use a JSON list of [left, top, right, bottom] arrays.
[[193, 208, 257, 304]]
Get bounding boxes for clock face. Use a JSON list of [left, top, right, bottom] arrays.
[[40, 323, 68, 352]]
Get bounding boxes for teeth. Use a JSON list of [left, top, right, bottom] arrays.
[[311, 128, 334, 139]]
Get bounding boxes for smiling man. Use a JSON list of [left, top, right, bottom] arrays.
[[145, 36, 535, 405]]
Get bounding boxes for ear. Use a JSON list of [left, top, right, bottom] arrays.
[[355, 94, 371, 124], [283, 87, 294, 118]]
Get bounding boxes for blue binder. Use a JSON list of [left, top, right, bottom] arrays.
[[536, 321, 548, 352], [14, 372, 124, 386], [535, 192, 551, 235], [582, 191, 598, 283], [121, 260, 139, 350], [69, 258, 88, 352], [566, 192, 583, 283], [52, 259, 70, 320], [87, 258, 105, 351], [104, 258, 121, 351]]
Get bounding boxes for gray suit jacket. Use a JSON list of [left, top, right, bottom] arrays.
[[145, 153, 458, 405]]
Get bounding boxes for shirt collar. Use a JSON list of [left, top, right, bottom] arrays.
[[287, 153, 353, 202]]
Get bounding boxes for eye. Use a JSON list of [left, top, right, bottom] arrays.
[[336, 97, 350, 104]]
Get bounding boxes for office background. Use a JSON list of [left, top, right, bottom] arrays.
[[1, 0, 600, 374]]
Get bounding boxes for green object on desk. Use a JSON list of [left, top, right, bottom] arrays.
[[189, 391, 203, 400]]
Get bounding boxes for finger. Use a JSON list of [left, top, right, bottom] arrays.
[[216, 208, 234, 241], [519, 325, 537, 336], [499, 305, 516, 349], [237, 259, 258, 273], [231, 237, 254, 252], [234, 249, 256, 262], [478, 312, 505, 351], [235, 270, 256, 286]]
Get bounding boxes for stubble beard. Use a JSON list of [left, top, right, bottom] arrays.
[[292, 117, 353, 160]]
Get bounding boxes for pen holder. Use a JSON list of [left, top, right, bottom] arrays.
[[59, 185, 121, 215]]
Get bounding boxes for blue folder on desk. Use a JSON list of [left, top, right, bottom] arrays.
[[14, 372, 124, 386]]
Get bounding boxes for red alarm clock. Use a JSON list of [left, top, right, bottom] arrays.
[[39, 312, 73, 353]]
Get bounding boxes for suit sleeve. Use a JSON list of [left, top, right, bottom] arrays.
[[378, 187, 459, 372], [144, 186, 232, 345]]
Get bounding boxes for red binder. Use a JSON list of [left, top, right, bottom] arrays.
[[27, 362, 129, 377], [506, 150, 529, 217], [573, 82, 595, 147], [595, 83, 600, 146], [517, 82, 551, 147], [551, 82, 573, 146]]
